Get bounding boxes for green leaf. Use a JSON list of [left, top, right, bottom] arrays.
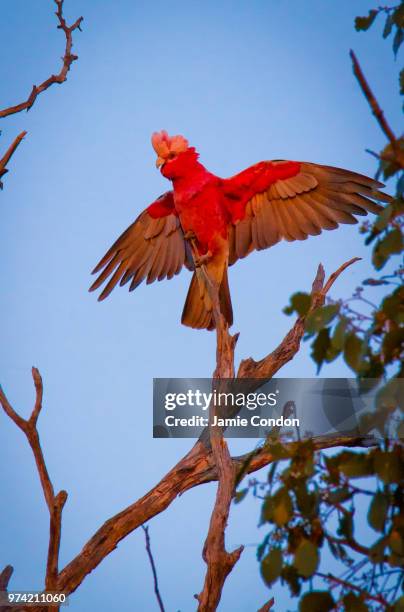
[[368, 491, 389, 533], [373, 201, 394, 232], [311, 328, 331, 373], [382, 227, 404, 255], [355, 10, 379, 31], [233, 488, 248, 504], [272, 487, 293, 526], [382, 329, 404, 364], [381, 287, 404, 325], [305, 304, 340, 334], [260, 548, 283, 586], [393, 4, 404, 28], [373, 229, 403, 270], [281, 565, 301, 597], [327, 486, 353, 504], [343, 591, 369, 611], [261, 496, 274, 523], [284, 292, 311, 317], [384, 13, 394, 38], [344, 333, 364, 373], [394, 596, 404, 611], [378, 143, 402, 180], [339, 452, 373, 478], [332, 316, 349, 350], [369, 536, 387, 564], [389, 529, 404, 556], [295, 483, 318, 518], [293, 539, 319, 577], [374, 450, 403, 484], [338, 513, 354, 540], [257, 534, 269, 561], [376, 378, 401, 411], [299, 591, 334, 612]]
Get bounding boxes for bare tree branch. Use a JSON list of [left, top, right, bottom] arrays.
[[0, 368, 67, 592], [0, 566, 13, 593], [0, 1, 83, 190], [350, 50, 404, 169], [237, 257, 360, 380], [0, 132, 27, 189], [0, 1, 83, 119], [0, 565, 14, 612], [1, 259, 366, 604], [141, 525, 165, 612], [257, 597, 274, 612], [184, 245, 244, 610]]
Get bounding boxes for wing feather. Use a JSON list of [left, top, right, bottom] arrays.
[[90, 191, 188, 300], [225, 161, 390, 265]]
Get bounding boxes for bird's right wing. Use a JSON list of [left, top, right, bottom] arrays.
[[89, 191, 193, 301]]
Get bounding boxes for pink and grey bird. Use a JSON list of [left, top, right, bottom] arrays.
[[90, 131, 390, 329]]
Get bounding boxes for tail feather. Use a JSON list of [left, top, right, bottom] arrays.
[[181, 267, 233, 331]]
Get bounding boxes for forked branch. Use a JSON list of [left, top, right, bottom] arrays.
[[1, 258, 364, 606], [237, 257, 360, 380], [0, 0, 83, 189], [0, 0, 83, 119], [0, 368, 67, 593]]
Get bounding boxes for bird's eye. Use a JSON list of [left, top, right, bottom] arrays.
[[168, 152, 176, 159]]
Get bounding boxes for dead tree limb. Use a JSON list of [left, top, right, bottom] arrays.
[[0, 132, 27, 189], [1, 259, 365, 604], [193, 261, 243, 610], [350, 50, 404, 169], [0, 0, 83, 189], [0, 0, 83, 119], [0, 565, 13, 612], [257, 597, 274, 612], [237, 257, 360, 380], [0, 368, 67, 593]]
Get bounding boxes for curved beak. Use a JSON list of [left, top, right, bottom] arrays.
[[156, 156, 165, 169]]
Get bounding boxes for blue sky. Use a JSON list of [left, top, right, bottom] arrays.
[[0, 1, 401, 610]]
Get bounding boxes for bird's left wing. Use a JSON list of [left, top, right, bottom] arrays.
[[90, 191, 193, 301], [222, 160, 391, 265]]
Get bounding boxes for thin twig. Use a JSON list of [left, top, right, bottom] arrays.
[[316, 572, 388, 606], [350, 50, 404, 168], [237, 257, 360, 380], [257, 597, 275, 612], [0, 0, 83, 119], [141, 525, 165, 612]]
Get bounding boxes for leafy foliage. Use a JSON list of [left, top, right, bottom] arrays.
[[355, 4, 404, 57], [248, 442, 404, 609], [248, 5, 404, 609]]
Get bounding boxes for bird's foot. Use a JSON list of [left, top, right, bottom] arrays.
[[184, 230, 196, 242], [194, 251, 212, 268]]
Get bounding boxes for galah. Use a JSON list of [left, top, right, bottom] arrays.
[[90, 131, 390, 330]]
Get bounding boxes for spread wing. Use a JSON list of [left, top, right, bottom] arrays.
[[90, 191, 193, 301], [223, 161, 391, 265]]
